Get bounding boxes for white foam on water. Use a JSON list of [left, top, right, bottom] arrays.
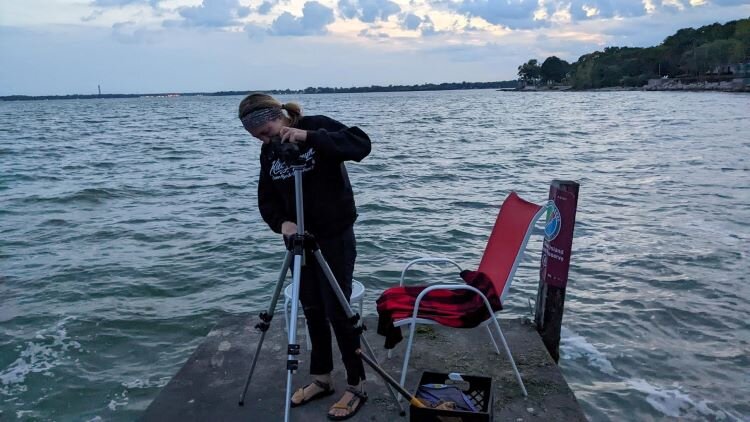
[[16, 410, 35, 418], [101, 376, 171, 414], [559, 328, 745, 420], [108, 390, 129, 411], [0, 316, 81, 396], [627, 379, 743, 421], [560, 327, 617, 375], [122, 376, 171, 389]]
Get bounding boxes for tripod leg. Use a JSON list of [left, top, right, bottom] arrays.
[[312, 250, 407, 416], [284, 253, 304, 422], [238, 251, 293, 406], [360, 331, 407, 416]]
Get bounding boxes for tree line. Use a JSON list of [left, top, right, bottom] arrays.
[[518, 17, 750, 89], [298, 81, 517, 94]]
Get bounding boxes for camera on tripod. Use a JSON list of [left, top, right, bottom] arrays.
[[269, 135, 302, 164]]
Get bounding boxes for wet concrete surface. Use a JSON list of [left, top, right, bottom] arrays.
[[141, 315, 587, 421]]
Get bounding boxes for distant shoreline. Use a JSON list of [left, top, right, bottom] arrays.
[[0, 81, 518, 102], [4, 79, 747, 101]]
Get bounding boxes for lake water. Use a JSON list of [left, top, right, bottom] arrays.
[[1, 90, 748, 421]]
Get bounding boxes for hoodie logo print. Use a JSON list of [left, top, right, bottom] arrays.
[[269, 148, 316, 180]]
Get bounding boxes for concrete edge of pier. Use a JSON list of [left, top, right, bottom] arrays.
[[141, 315, 587, 421]]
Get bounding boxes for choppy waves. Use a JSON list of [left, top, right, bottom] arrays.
[[1, 92, 749, 420], [561, 326, 745, 421]]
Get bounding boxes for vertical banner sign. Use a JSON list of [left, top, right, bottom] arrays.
[[535, 180, 579, 362], [540, 183, 578, 288]]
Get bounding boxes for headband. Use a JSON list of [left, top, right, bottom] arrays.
[[241, 107, 283, 132]]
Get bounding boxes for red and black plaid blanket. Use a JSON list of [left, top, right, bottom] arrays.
[[375, 270, 502, 349]]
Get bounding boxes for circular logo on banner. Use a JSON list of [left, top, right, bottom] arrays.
[[544, 201, 562, 241]]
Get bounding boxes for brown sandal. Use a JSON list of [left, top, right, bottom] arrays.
[[327, 386, 368, 420], [290, 379, 335, 408]]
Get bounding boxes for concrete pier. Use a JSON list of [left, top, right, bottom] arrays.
[[141, 315, 586, 421]]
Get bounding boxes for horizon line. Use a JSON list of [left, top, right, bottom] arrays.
[[0, 80, 520, 101]]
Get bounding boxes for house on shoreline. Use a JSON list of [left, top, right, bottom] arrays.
[[647, 61, 750, 92]]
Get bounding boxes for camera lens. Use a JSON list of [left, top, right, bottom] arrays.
[[269, 136, 301, 164]]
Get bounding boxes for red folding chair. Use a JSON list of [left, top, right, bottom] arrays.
[[376, 192, 545, 397]]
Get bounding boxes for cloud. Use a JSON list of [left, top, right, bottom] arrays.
[[562, 0, 648, 20], [338, 0, 401, 23], [398, 13, 437, 35], [92, 0, 143, 5], [111, 21, 162, 43], [244, 22, 268, 38], [81, 10, 105, 22], [711, 0, 750, 4], [402, 13, 422, 30], [419, 15, 438, 35], [358, 28, 391, 38], [238, 6, 251, 18], [455, 0, 540, 29], [579, 3, 750, 47], [257, 1, 277, 15], [91, 0, 162, 6], [447, 0, 737, 29], [270, 1, 335, 35], [178, 0, 251, 27], [422, 40, 535, 66]]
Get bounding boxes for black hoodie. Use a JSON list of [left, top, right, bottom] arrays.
[[257, 115, 371, 237]]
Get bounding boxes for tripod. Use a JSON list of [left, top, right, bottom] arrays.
[[238, 161, 405, 421]]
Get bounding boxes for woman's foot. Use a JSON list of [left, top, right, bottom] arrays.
[[290, 375, 334, 407], [327, 383, 367, 420]]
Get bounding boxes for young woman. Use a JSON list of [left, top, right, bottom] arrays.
[[238, 93, 370, 420]]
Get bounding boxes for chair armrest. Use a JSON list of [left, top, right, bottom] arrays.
[[399, 257, 463, 286], [410, 284, 496, 321]]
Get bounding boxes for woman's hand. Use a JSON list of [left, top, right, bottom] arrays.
[[279, 127, 307, 144], [281, 221, 297, 237]]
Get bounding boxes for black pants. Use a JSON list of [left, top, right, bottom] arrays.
[[298, 226, 365, 386]]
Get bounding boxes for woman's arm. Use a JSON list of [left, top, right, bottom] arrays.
[[304, 117, 372, 162]]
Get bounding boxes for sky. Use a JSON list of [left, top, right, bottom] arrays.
[[0, 0, 748, 95]]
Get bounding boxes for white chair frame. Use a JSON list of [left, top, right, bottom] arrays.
[[392, 205, 547, 398]]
